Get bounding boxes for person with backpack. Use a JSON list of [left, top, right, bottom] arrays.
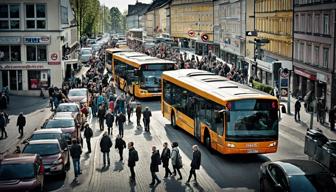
[[150, 146, 161, 186], [0, 112, 8, 139], [128, 141, 139, 182], [116, 112, 126, 137], [100, 131, 112, 166], [186, 145, 201, 184], [143, 106, 152, 132], [115, 134, 126, 161], [16, 112, 26, 138], [171, 142, 182, 180], [105, 109, 114, 135], [84, 123, 93, 153], [161, 142, 172, 178]]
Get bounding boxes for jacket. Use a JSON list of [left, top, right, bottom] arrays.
[[160, 147, 171, 167], [295, 100, 301, 111], [128, 147, 138, 167], [143, 110, 152, 120], [100, 135, 112, 152], [105, 112, 114, 127], [70, 143, 82, 159], [115, 137, 126, 150], [171, 147, 181, 167], [84, 127, 93, 139], [17, 115, 26, 127], [0, 115, 5, 129], [190, 150, 201, 169], [98, 108, 106, 119], [150, 150, 161, 172], [117, 113, 126, 126], [136, 106, 142, 117]]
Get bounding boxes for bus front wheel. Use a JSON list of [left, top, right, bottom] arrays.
[[171, 113, 177, 129], [204, 133, 212, 152]]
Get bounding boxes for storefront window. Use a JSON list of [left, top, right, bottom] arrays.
[[18, 70, 22, 90], [28, 70, 49, 90], [0, 45, 20, 62], [9, 70, 17, 90], [266, 72, 272, 86], [27, 45, 47, 61]]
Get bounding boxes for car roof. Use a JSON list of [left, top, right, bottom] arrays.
[[28, 139, 60, 145], [273, 159, 329, 176], [69, 88, 87, 92], [51, 116, 74, 120], [58, 103, 79, 106], [1, 154, 38, 164], [33, 129, 63, 134]]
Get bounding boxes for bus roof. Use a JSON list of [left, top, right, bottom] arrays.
[[106, 47, 132, 54], [162, 69, 277, 105], [113, 52, 175, 67]]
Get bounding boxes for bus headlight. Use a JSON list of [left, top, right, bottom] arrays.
[[268, 142, 277, 147], [227, 143, 236, 148]]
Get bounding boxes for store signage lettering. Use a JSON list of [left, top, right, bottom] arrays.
[[0, 64, 44, 70], [0, 36, 21, 45], [24, 36, 50, 44]]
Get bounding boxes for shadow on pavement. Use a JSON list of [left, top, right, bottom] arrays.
[[7, 95, 48, 115], [96, 165, 110, 173], [113, 161, 124, 172], [44, 175, 66, 191]]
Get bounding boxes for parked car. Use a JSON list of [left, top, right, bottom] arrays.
[[67, 88, 88, 106], [29, 129, 68, 150], [22, 139, 69, 176], [86, 38, 96, 46], [79, 47, 92, 63], [91, 43, 101, 54], [42, 117, 79, 142], [0, 153, 44, 192], [55, 103, 80, 118], [259, 159, 336, 192]]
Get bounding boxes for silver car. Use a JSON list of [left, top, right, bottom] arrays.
[[79, 48, 92, 63]]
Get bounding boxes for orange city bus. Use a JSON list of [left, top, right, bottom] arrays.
[[161, 69, 280, 155], [105, 47, 131, 73], [112, 52, 175, 98]]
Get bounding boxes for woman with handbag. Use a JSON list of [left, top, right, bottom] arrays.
[[171, 142, 182, 180]]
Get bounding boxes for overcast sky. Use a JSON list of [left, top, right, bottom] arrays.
[[99, 0, 153, 13]]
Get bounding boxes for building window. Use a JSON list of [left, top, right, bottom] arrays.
[[307, 14, 312, 33], [314, 14, 320, 34], [299, 43, 304, 61], [294, 14, 299, 31], [0, 45, 21, 62], [323, 14, 329, 35], [25, 4, 46, 29], [0, 4, 20, 29], [61, 6, 68, 24], [313, 46, 319, 66], [26, 45, 47, 61], [9, 70, 17, 90], [28, 70, 41, 90], [294, 42, 299, 60], [306, 44, 312, 64], [322, 47, 329, 68], [300, 14, 305, 32]]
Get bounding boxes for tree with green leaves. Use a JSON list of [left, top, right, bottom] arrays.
[[110, 7, 124, 33]]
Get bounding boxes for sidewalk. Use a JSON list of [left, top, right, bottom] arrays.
[[280, 97, 335, 140]]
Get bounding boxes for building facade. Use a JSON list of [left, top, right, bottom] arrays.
[[245, 0, 256, 78], [144, 0, 171, 38], [126, 2, 150, 30], [171, 0, 214, 55], [293, 0, 336, 110], [0, 0, 78, 96], [253, 0, 293, 86], [214, 0, 246, 68]]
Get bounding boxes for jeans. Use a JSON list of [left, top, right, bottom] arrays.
[[18, 126, 24, 137], [72, 158, 80, 177], [173, 166, 182, 178], [99, 118, 104, 130], [118, 148, 124, 161], [129, 166, 135, 180], [295, 110, 300, 121], [119, 125, 124, 137], [86, 138, 91, 152], [187, 168, 196, 182], [136, 115, 141, 126], [164, 165, 172, 177], [151, 171, 160, 183], [144, 119, 150, 131], [103, 152, 110, 165]]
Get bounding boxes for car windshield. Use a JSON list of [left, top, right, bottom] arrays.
[[44, 119, 74, 128], [31, 133, 62, 140], [226, 99, 278, 140], [81, 49, 91, 55], [56, 105, 79, 112], [0, 163, 35, 180], [289, 174, 336, 192], [23, 144, 60, 156], [68, 90, 86, 97]]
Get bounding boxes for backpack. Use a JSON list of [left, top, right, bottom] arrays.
[[134, 150, 139, 162], [88, 128, 93, 138]]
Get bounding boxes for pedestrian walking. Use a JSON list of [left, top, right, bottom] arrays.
[[115, 134, 126, 161], [135, 103, 142, 127], [100, 131, 112, 166], [329, 106, 336, 131], [0, 93, 7, 110], [105, 109, 114, 135], [0, 112, 8, 139], [48, 86, 55, 110], [295, 99, 301, 121], [150, 146, 161, 186], [126, 102, 133, 124], [186, 145, 201, 184], [128, 142, 139, 182], [116, 112, 126, 137], [16, 112, 26, 138], [161, 142, 172, 178], [70, 139, 82, 182], [143, 106, 152, 132], [97, 104, 106, 131], [83, 123, 93, 153], [171, 142, 182, 180]]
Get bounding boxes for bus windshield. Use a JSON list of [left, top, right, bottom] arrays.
[[226, 99, 278, 140], [140, 64, 174, 88]]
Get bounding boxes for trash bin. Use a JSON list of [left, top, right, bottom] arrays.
[[315, 140, 336, 175], [304, 129, 328, 158]]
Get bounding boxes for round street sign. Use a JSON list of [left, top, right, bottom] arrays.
[[188, 30, 195, 37], [201, 33, 209, 42], [281, 88, 288, 97], [51, 53, 58, 60]]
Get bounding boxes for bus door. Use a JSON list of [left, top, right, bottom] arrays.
[[216, 110, 225, 152], [193, 98, 202, 140]]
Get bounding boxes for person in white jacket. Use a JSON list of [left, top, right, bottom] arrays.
[[171, 142, 182, 180]]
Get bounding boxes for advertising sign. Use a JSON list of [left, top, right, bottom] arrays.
[[48, 52, 61, 65]]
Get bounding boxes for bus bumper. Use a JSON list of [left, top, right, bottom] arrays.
[[221, 141, 278, 155]]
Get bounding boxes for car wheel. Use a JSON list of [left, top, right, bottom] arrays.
[[171, 113, 177, 129]]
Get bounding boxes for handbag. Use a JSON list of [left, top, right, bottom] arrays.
[[175, 150, 183, 168]]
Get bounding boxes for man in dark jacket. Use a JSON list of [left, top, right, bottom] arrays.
[[150, 146, 161, 186], [0, 112, 7, 139], [329, 106, 336, 131], [83, 123, 93, 153], [97, 104, 106, 131], [295, 99, 301, 121], [0, 93, 7, 110], [105, 110, 114, 135], [135, 103, 142, 127], [128, 142, 138, 182], [161, 142, 172, 178], [115, 135, 126, 161], [70, 139, 82, 182], [143, 106, 152, 132], [186, 145, 201, 184], [116, 112, 126, 137], [16, 112, 26, 138], [100, 131, 112, 166]]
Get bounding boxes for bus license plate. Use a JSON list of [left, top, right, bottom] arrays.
[[247, 149, 259, 154]]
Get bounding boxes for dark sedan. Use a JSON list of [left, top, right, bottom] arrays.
[[259, 159, 336, 192]]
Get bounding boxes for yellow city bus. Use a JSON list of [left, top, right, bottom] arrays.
[[105, 47, 131, 72], [113, 52, 175, 98], [161, 69, 280, 155]]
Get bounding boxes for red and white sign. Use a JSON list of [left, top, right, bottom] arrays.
[[48, 52, 60, 65], [201, 33, 209, 42], [294, 67, 316, 80], [187, 30, 195, 37]]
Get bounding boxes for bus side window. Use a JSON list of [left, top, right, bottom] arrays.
[[215, 109, 224, 136]]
